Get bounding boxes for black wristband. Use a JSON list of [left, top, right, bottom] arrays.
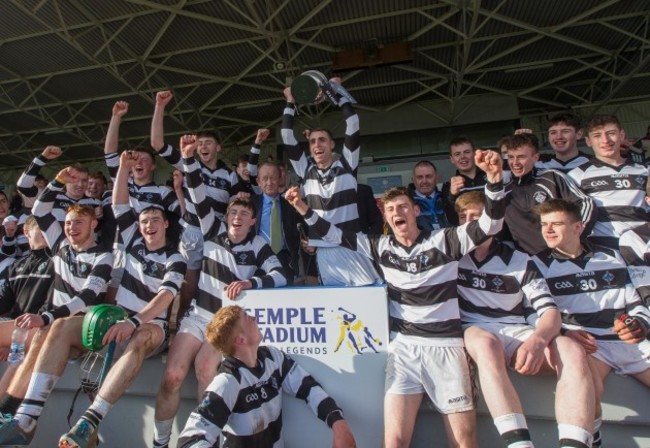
[[127, 316, 142, 328], [40, 312, 53, 326]]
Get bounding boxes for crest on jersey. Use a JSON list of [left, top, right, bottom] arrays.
[[533, 191, 547, 203], [491, 276, 505, 292], [602, 271, 615, 285]]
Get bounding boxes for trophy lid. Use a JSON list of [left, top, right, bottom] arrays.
[[290, 70, 328, 105]]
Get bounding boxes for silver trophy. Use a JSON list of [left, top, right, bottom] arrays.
[[290, 70, 357, 106]]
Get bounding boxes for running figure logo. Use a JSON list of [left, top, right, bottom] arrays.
[[334, 307, 383, 354]]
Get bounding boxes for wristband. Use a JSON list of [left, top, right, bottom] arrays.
[[128, 316, 142, 328], [40, 312, 54, 326]]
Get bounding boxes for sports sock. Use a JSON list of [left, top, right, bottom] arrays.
[[14, 372, 60, 433], [153, 418, 174, 447], [79, 395, 113, 430], [558, 423, 592, 448], [0, 394, 22, 415], [494, 413, 534, 447], [592, 417, 603, 448]]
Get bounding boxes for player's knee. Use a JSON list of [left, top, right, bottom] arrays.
[[129, 328, 155, 351], [468, 333, 504, 364], [384, 432, 411, 448], [194, 357, 218, 386], [161, 364, 188, 392], [555, 336, 588, 365]]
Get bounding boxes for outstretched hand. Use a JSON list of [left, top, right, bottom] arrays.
[[475, 149, 503, 183]]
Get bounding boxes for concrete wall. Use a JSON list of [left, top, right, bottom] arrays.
[[19, 353, 650, 447]]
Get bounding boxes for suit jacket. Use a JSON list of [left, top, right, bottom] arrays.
[[252, 194, 302, 283]]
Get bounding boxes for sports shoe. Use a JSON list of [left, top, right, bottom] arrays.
[[58, 420, 95, 448], [0, 413, 14, 425], [0, 418, 33, 445]]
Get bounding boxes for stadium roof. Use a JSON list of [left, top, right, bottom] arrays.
[[1, 0, 649, 168]]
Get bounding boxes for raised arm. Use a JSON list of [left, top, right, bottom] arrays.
[[16, 146, 62, 203], [180, 135, 216, 236], [32, 167, 78, 251], [444, 150, 505, 258], [332, 78, 361, 176], [111, 151, 140, 247], [104, 101, 129, 181], [151, 91, 174, 152], [280, 88, 309, 180], [247, 128, 269, 181]]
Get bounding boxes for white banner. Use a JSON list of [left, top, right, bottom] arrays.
[[225, 285, 389, 448]]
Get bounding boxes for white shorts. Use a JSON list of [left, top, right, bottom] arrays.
[[592, 339, 650, 375], [463, 322, 534, 364], [177, 309, 211, 344], [179, 226, 204, 271], [385, 337, 474, 414]]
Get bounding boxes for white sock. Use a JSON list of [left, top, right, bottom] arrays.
[[153, 418, 174, 446], [494, 413, 534, 447], [558, 423, 593, 447], [15, 372, 60, 433]]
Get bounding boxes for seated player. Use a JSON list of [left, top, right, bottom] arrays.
[[152, 135, 286, 448], [54, 150, 187, 448], [457, 192, 595, 448], [0, 167, 113, 445], [177, 305, 356, 448], [532, 199, 650, 448]]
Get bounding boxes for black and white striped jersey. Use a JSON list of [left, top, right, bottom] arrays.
[[619, 224, 650, 302], [183, 158, 286, 320], [112, 204, 186, 321], [281, 97, 361, 240], [568, 159, 649, 248], [157, 144, 241, 219], [178, 345, 342, 448], [32, 183, 112, 321], [17, 158, 101, 223], [16, 155, 46, 204], [535, 152, 591, 174], [533, 244, 650, 339], [105, 153, 179, 216], [458, 241, 556, 325], [1, 208, 31, 258], [303, 183, 506, 341]]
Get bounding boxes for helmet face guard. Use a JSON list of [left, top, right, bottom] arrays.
[[81, 305, 127, 352]]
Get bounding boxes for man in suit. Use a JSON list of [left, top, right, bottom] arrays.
[[252, 162, 302, 284]]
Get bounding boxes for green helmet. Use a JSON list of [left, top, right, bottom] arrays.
[[81, 305, 127, 352]]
